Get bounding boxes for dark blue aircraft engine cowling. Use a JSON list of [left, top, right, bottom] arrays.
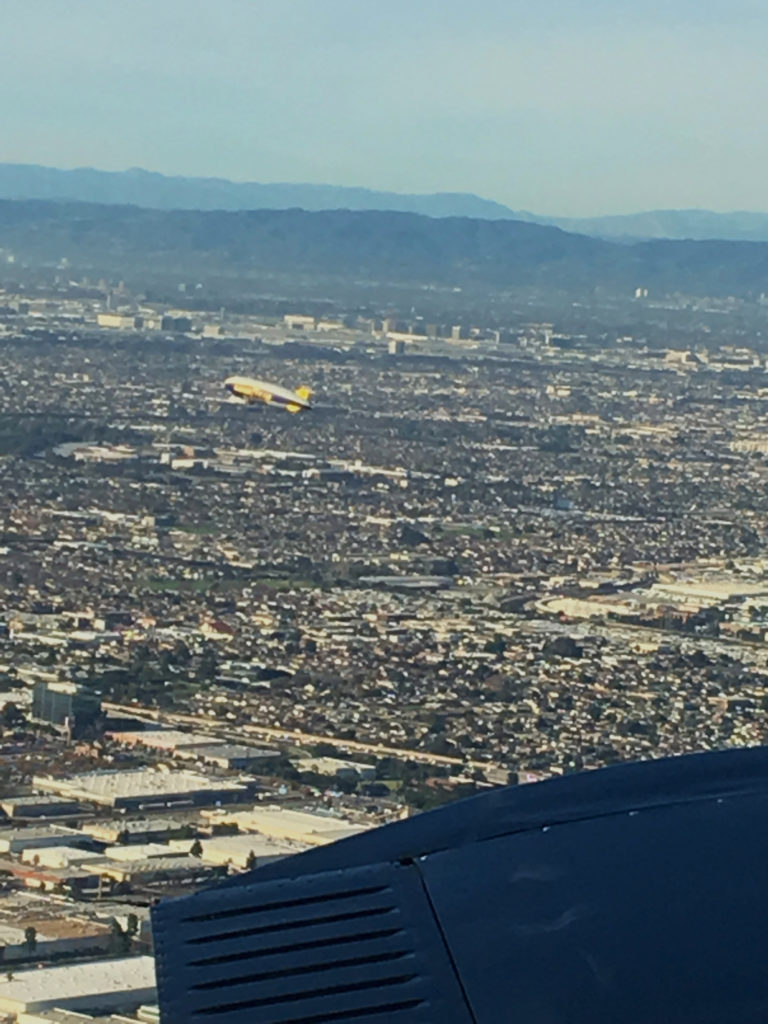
[[153, 746, 768, 1024]]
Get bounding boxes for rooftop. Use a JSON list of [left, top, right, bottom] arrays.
[[0, 956, 156, 1013], [32, 769, 246, 803], [209, 806, 367, 847]]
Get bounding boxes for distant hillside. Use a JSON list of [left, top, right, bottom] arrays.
[[2, 200, 768, 297], [7, 165, 768, 244], [5, 165, 768, 243], [551, 209, 768, 242], [0, 164, 520, 221]]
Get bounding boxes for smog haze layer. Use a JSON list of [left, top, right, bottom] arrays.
[[2, 0, 768, 216]]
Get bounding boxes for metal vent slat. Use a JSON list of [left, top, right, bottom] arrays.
[[184, 902, 398, 947], [182, 889, 396, 944], [181, 883, 392, 924], [182, 911, 403, 966], [187, 929, 409, 981], [192, 975, 429, 1024], [193, 957, 419, 1013], [192, 948, 412, 991], [154, 861, 474, 1024], [195, 996, 427, 1024]]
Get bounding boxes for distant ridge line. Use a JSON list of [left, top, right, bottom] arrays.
[[3, 197, 768, 296], [3, 163, 768, 241], [0, 163, 521, 222]]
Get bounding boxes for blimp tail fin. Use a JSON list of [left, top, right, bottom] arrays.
[[286, 403, 303, 414], [295, 386, 313, 402]]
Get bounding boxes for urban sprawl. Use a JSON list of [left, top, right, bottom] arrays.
[[0, 278, 767, 1017]]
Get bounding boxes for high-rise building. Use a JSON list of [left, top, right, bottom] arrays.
[[31, 681, 101, 738]]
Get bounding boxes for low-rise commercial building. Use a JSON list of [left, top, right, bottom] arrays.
[[0, 825, 89, 856], [174, 743, 279, 769], [32, 770, 248, 810], [97, 313, 142, 330], [0, 796, 84, 819], [167, 833, 295, 869], [203, 806, 367, 848], [20, 846, 106, 870], [85, 818, 194, 845], [82, 856, 222, 886], [0, 957, 156, 1016], [294, 755, 377, 781]]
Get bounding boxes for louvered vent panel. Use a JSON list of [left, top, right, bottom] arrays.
[[154, 861, 473, 1024]]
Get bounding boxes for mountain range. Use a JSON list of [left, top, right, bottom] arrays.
[[0, 164, 515, 223], [3, 164, 768, 242], [3, 199, 768, 298]]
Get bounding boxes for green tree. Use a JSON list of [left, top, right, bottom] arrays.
[[196, 646, 218, 685], [1, 703, 25, 731], [484, 634, 507, 656], [311, 741, 339, 758], [173, 639, 191, 666], [245, 850, 257, 871], [108, 918, 130, 954], [189, 838, 203, 857], [335, 774, 358, 795], [23, 927, 36, 954]]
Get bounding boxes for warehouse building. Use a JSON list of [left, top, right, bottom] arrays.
[[102, 842, 174, 862], [294, 755, 377, 781], [0, 957, 156, 1016], [8, 864, 104, 895], [0, 915, 113, 962], [32, 769, 248, 810], [202, 806, 367, 848], [106, 729, 217, 753], [167, 833, 296, 870], [174, 743, 280, 770], [96, 313, 142, 330], [18, 1011, 158, 1023], [0, 796, 84, 820], [108, 729, 279, 769], [20, 846, 106, 870], [0, 825, 89, 856], [82, 855, 223, 886], [85, 817, 194, 845]]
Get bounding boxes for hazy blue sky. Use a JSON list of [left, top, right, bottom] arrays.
[[2, 0, 767, 215]]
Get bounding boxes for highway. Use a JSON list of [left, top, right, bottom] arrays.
[[103, 701, 507, 776]]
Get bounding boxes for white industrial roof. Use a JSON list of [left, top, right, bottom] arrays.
[[86, 817, 185, 838], [21, 846, 107, 867], [0, 826, 81, 842], [212, 806, 366, 846], [84, 856, 207, 876], [0, 923, 25, 944], [181, 743, 278, 760], [32, 769, 245, 801], [111, 729, 221, 751], [295, 755, 375, 775], [168, 833, 296, 859], [651, 579, 768, 601], [18, 1012, 109, 1024], [0, 956, 156, 1012], [103, 843, 174, 862], [0, 795, 80, 808]]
